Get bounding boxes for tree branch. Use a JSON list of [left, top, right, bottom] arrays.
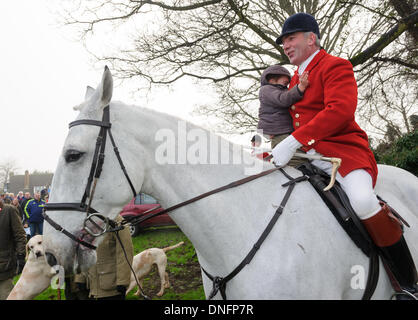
[[131, 0, 223, 11], [226, 0, 285, 56], [372, 56, 418, 70], [350, 10, 418, 66]]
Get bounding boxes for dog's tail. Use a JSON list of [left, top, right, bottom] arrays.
[[162, 241, 184, 253]]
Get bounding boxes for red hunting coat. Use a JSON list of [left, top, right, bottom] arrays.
[[289, 49, 378, 186]]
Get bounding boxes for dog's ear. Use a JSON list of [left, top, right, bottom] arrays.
[[25, 242, 30, 261]]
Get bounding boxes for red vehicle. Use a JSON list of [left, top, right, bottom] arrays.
[[120, 193, 176, 236]]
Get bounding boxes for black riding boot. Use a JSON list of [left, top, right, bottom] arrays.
[[362, 204, 418, 299], [379, 236, 418, 299]]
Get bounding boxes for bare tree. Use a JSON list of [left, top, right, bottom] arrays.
[[351, 0, 418, 143], [0, 159, 19, 192], [58, 0, 418, 136]]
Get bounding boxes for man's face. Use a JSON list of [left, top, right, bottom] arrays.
[[282, 32, 314, 66], [34, 193, 40, 201]]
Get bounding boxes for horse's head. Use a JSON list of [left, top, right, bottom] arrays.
[[43, 67, 142, 273]]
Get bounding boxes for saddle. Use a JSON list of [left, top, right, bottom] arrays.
[[296, 162, 409, 299], [297, 162, 375, 256]]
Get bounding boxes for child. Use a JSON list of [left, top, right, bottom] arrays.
[[257, 65, 309, 166], [257, 65, 309, 148]]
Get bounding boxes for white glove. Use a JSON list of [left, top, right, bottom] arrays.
[[272, 135, 302, 167]]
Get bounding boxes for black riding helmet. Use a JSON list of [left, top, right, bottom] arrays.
[[276, 13, 320, 45]]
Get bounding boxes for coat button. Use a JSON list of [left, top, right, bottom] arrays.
[[295, 122, 300, 127], [295, 113, 300, 118], [291, 105, 296, 110]]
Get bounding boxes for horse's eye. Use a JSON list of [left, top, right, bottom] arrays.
[[65, 150, 84, 163]]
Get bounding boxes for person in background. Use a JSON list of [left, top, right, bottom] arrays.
[[0, 199, 26, 299], [11, 198, 23, 222], [69, 215, 134, 300], [17, 191, 24, 203], [20, 192, 32, 216], [250, 135, 270, 161], [23, 192, 45, 237], [3, 194, 13, 204]]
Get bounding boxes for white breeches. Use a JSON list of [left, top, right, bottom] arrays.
[[308, 150, 381, 220]]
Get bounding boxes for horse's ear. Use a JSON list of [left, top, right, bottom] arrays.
[[84, 86, 95, 101], [98, 66, 113, 106], [81, 66, 113, 113]]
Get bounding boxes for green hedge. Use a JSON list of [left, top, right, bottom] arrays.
[[373, 131, 418, 176]]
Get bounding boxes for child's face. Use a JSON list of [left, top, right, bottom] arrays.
[[268, 75, 290, 86]]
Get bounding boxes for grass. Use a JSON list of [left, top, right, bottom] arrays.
[[126, 226, 205, 300], [14, 226, 205, 300]]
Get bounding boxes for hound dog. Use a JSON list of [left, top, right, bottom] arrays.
[[7, 235, 58, 300], [126, 241, 184, 297]]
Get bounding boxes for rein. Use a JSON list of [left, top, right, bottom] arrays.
[[121, 167, 287, 228], [201, 169, 308, 300], [42, 104, 382, 300], [41, 104, 288, 300]]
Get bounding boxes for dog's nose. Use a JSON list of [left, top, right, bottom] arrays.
[[45, 252, 58, 267], [35, 251, 42, 258]]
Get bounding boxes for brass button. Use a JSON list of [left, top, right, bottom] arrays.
[[295, 122, 300, 127], [291, 105, 296, 110], [295, 113, 300, 118]]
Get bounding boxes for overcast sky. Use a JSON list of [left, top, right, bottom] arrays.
[[0, 0, 224, 175]]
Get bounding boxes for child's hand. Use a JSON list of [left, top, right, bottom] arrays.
[[298, 71, 309, 92]]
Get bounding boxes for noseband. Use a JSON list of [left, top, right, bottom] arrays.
[[43, 105, 137, 250]]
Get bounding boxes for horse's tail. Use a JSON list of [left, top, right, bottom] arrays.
[[162, 241, 184, 253]]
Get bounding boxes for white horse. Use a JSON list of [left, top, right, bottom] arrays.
[[43, 67, 418, 299]]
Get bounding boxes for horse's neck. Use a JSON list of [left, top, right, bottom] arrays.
[[121, 105, 282, 272], [150, 162, 277, 272]]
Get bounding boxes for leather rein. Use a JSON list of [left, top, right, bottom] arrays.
[[42, 104, 299, 301], [41, 105, 379, 300], [42, 105, 286, 251]]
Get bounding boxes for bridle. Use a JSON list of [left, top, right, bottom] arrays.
[[43, 105, 137, 250], [42, 104, 284, 250], [41, 103, 397, 300], [42, 104, 310, 300]]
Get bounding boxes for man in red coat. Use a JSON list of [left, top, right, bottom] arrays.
[[272, 12, 417, 297]]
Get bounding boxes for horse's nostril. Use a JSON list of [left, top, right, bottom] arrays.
[[45, 252, 58, 267]]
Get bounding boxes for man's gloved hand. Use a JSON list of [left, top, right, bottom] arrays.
[[16, 254, 26, 274], [116, 285, 127, 296], [272, 135, 302, 167]]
